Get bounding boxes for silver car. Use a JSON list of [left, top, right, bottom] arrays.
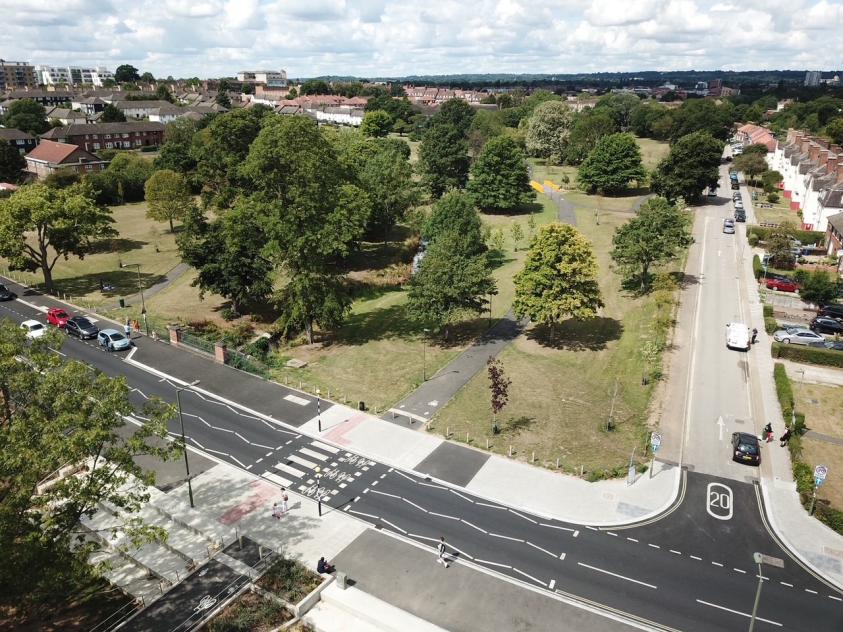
[[772, 328, 825, 346], [723, 218, 735, 234]]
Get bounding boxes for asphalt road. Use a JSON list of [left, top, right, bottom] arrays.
[[2, 275, 841, 630]]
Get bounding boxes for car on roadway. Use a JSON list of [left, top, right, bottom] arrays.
[[21, 319, 46, 339], [731, 432, 760, 465], [819, 303, 843, 320], [65, 316, 99, 340], [0, 284, 17, 301], [725, 323, 750, 350], [734, 199, 744, 209], [723, 218, 735, 234], [46, 307, 71, 328], [97, 328, 131, 352], [766, 276, 800, 293], [810, 316, 843, 335], [772, 328, 826, 345], [824, 340, 843, 351]]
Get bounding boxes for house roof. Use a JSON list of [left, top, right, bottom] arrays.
[[40, 121, 165, 138], [44, 107, 89, 121], [25, 140, 86, 164], [6, 90, 74, 99], [0, 128, 34, 141], [112, 100, 174, 110], [827, 210, 843, 233]]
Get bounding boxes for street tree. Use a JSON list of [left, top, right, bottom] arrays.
[[733, 152, 768, 186], [610, 197, 693, 291], [114, 64, 140, 83], [487, 356, 511, 434], [510, 222, 524, 251], [2, 99, 50, 135], [0, 321, 178, 608], [419, 122, 471, 198], [651, 131, 724, 204], [144, 169, 194, 232], [177, 201, 273, 315], [524, 101, 575, 164], [577, 133, 647, 195], [467, 136, 534, 212], [513, 223, 603, 339], [360, 110, 393, 137], [800, 270, 839, 311], [0, 139, 25, 183], [0, 183, 115, 292], [100, 103, 126, 122], [424, 191, 486, 255]]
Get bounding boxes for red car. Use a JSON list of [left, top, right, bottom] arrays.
[[46, 307, 71, 328], [766, 277, 799, 293]]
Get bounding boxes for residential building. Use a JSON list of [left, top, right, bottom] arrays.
[[403, 85, 486, 106], [0, 60, 37, 90], [804, 71, 822, 87], [825, 212, 843, 262], [45, 107, 97, 125], [24, 140, 108, 180], [111, 100, 175, 120], [40, 122, 165, 152], [4, 90, 74, 107], [70, 96, 108, 114], [311, 105, 365, 127], [36, 65, 114, 87], [768, 129, 843, 232], [147, 104, 222, 124], [237, 70, 288, 88], [734, 123, 777, 152], [0, 128, 38, 155]]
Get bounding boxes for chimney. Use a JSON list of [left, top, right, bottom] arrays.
[[801, 139, 811, 155], [817, 138, 829, 149], [818, 149, 829, 170], [787, 129, 796, 144], [809, 143, 821, 163], [827, 153, 838, 173]]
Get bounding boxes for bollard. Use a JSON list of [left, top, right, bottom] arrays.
[[392, 410, 395, 419], [446, 426, 449, 438], [466, 432, 469, 443], [532, 451, 535, 462], [327, 388, 331, 399], [259, 545, 264, 559], [299, 380, 302, 390], [509, 445, 513, 457], [486, 438, 489, 449], [556, 458, 560, 468]]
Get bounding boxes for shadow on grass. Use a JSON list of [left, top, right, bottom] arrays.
[[505, 415, 535, 433], [487, 252, 515, 271], [343, 239, 414, 273], [51, 270, 166, 299], [481, 202, 544, 216], [526, 316, 623, 351], [86, 237, 147, 254]]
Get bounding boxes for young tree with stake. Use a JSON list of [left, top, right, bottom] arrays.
[[487, 356, 511, 434]]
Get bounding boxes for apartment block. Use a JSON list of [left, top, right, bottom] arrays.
[[0, 60, 37, 90], [36, 65, 115, 87]]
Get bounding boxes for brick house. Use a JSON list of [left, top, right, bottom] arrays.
[[5, 90, 75, 107], [24, 140, 108, 180], [0, 128, 37, 154], [39, 122, 165, 152]]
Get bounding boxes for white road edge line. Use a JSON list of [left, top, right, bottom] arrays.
[[695, 599, 782, 627], [577, 562, 657, 590]]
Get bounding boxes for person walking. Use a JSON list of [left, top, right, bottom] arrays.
[[763, 422, 774, 443], [281, 490, 289, 515], [751, 328, 758, 345], [124, 318, 132, 339], [780, 427, 792, 447], [272, 502, 280, 520], [437, 536, 449, 568]]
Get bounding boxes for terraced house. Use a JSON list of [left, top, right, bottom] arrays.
[[39, 121, 165, 152]]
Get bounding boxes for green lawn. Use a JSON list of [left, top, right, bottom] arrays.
[[747, 186, 798, 226], [635, 137, 671, 170]]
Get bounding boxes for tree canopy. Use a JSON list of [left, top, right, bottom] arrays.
[[525, 100, 575, 165], [114, 64, 140, 82], [424, 191, 486, 255], [467, 136, 534, 211], [0, 138, 25, 184], [2, 99, 50, 135], [577, 133, 647, 195], [360, 110, 393, 137], [100, 103, 126, 123], [651, 131, 724, 204], [800, 270, 839, 310], [144, 169, 195, 232], [565, 111, 617, 164], [419, 121, 471, 198]]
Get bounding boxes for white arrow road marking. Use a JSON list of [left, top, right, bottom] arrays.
[[717, 415, 726, 441]]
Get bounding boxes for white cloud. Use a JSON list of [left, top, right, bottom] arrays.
[[0, 0, 840, 77]]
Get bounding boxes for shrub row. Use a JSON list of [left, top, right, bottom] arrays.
[[772, 362, 794, 417], [764, 317, 778, 334], [752, 254, 762, 279], [771, 342, 843, 368], [763, 304, 774, 318], [747, 225, 825, 246]]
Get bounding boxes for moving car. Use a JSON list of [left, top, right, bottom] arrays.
[[21, 319, 46, 339], [772, 328, 825, 345], [46, 307, 71, 328], [731, 432, 760, 465], [766, 276, 799, 292], [820, 303, 843, 320], [0, 284, 16, 301], [810, 316, 843, 335], [65, 316, 99, 340], [726, 323, 750, 350], [97, 328, 131, 352], [723, 218, 735, 234]]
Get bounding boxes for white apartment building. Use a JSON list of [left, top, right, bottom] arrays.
[[311, 106, 364, 127], [36, 65, 115, 87], [237, 70, 288, 88]]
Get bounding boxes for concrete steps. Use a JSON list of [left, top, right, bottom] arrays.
[[88, 547, 163, 605], [148, 487, 234, 549]]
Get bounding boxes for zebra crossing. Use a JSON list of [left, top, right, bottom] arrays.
[[261, 439, 382, 506]]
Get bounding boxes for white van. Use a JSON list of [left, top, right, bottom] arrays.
[[726, 323, 750, 351]]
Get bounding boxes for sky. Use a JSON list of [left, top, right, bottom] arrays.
[[1, 0, 841, 79]]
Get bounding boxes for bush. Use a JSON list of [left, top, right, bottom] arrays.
[[243, 336, 270, 360], [772, 362, 794, 417], [764, 316, 778, 334], [257, 558, 322, 603], [220, 307, 240, 321], [792, 459, 814, 496], [767, 191, 780, 203], [752, 253, 762, 278], [771, 342, 843, 369], [747, 226, 824, 247], [763, 304, 774, 317], [748, 233, 760, 247], [140, 145, 159, 152], [222, 322, 254, 347]]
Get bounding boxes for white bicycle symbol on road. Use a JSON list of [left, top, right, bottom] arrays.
[[194, 595, 217, 612]]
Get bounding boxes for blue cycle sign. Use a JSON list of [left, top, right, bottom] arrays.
[[650, 432, 662, 453], [814, 465, 828, 488]]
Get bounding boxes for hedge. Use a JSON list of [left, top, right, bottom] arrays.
[[763, 304, 774, 318], [764, 316, 778, 334], [752, 254, 762, 279], [771, 342, 843, 368], [773, 362, 794, 417], [747, 225, 825, 246]]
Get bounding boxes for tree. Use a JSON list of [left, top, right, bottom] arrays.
[[733, 152, 768, 186], [0, 183, 115, 292], [215, 90, 231, 109], [630, 102, 670, 138], [761, 170, 783, 192], [360, 110, 393, 137], [577, 133, 647, 195], [651, 131, 724, 204], [0, 321, 178, 609], [467, 109, 505, 157], [300, 79, 331, 95], [487, 357, 511, 434], [419, 122, 471, 198], [565, 111, 617, 164], [800, 270, 839, 311], [155, 118, 199, 174], [144, 169, 194, 232], [510, 222, 524, 251], [356, 138, 419, 239], [610, 197, 693, 291], [525, 101, 575, 164], [743, 143, 769, 156], [140, 71, 155, 83], [156, 84, 175, 104], [86, 152, 154, 205], [826, 117, 843, 146], [408, 229, 496, 334], [424, 191, 486, 255], [594, 93, 642, 130], [177, 201, 273, 314], [766, 223, 797, 269], [667, 99, 735, 142], [513, 223, 603, 338], [467, 136, 534, 212], [114, 64, 140, 83], [100, 103, 126, 123], [286, 87, 298, 99], [0, 139, 25, 183], [2, 99, 49, 135], [433, 99, 476, 137]]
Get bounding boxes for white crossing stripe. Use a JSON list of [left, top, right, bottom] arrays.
[[284, 394, 310, 406], [262, 471, 294, 487], [311, 440, 339, 454], [288, 454, 318, 469], [275, 462, 305, 478], [299, 447, 329, 461]]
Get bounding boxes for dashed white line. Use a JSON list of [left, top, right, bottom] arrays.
[[347, 509, 380, 520], [711, 562, 724, 567], [549, 579, 556, 590], [538, 523, 577, 533], [690, 555, 702, 561], [805, 589, 818, 595], [380, 519, 407, 534], [525, 541, 557, 558], [559, 553, 566, 560], [429, 511, 459, 521], [585, 526, 598, 531], [401, 498, 429, 513], [265, 451, 273, 457], [369, 489, 400, 499], [648, 544, 660, 549], [573, 530, 579, 538], [733, 568, 746, 574], [606, 532, 618, 537], [779, 582, 793, 588], [255, 458, 263, 464], [696, 599, 781, 627], [829, 595, 842, 601], [475, 558, 512, 570], [578, 563, 657, 590], [449, 489, 476, 503], [626, 537, 639, 543], [507, 509, 538, 524], [460, 519, 488, 534]]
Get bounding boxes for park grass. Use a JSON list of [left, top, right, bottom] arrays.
[[1, 202, 181, 307], [431, 205, 665, 475], [793, 382, 843, 511], [635, 137, 671, 170], [746, 185, 799, 226]]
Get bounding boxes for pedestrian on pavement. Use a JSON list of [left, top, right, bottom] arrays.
[[437, 536, 449, 568], [132, 319, 141, 334], [763, 422, 774, 443], [272, 503, 280, 520], [751, 328, 758, 345], [780, 427, 792, 447], [281, 489, 288, 515], [123, 319, 131, 339]]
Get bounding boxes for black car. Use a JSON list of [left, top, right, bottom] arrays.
[[810, 316, 843, 335], [732, 432, 760, 465], [819, 303, 843, 320], [0, 283, 17, 301], [65, 316, 99, 340], [731, 182, 740, 190], [734, 210, 746, 222]]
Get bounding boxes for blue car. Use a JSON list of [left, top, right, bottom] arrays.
[[97, 328, 131, 352]]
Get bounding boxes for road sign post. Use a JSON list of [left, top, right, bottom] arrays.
[[809, 465, 828, 515], [649, 432, 662, 479]]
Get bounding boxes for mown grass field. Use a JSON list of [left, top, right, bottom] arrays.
[[794, 382, 843, 511]]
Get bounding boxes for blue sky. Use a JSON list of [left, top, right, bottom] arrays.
[[1, 0, 841, 79]]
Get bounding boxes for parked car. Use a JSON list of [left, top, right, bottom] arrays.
[[823, 341, 843, 351], [732, 192, 742, 200], [708, 188, 717, 197], [65, 316, 99, 340], [766, 276, 800, 293], [772, 328, 826, 345], [723, 218, 735, 234], [731, 182, 740, 190], [46, 307, 71, 328], [809, 316, 843, 335], [734, 199, 744, 209], [731, 432, 760, 465], [21, 319, 46, 339], [734, 210, 746, 222], [0, 284, 16, 301], [726, 323, 750, 350], [819, 303, 843, 320], [97, 328, 131, 352]]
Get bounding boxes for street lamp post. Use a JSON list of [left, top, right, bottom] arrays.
[[176, 380, 200, 508], [314, 466, 322, 516], [121, 263, 149, 335], [748, 552, 783, 632], [316, 389, 322, 433], [422, 328, 430, 381]]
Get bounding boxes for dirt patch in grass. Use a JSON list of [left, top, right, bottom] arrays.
[[207, 591, 291, 632]]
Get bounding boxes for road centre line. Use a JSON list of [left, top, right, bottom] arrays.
[[606, 532, 618, 537], [626, 537, 638, 543], [695, 600, 781, 627], [538, 523, 577, 533], [670, 550, 682, 556], [779, 582, 793, 587], [733, 568, 746, 574], [648, 544, 660, 549], [829, 595, 842, 601], [805, 589, 818, 594], [690, 555, 702, 561], [577, 563, 657, 590], [429, 511, 459, 521], [507, 509, 538, 524], [711, 562, 724, 567], [369, 489, 400, 499], [401, 498, 428, 513]]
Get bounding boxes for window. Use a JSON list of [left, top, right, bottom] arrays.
[[85, 164, 93, 171], [93, 143, 100, 149], [15, 140, 24, 145], [122, 133, 129, 138], [122, 142, 131, 149], [134, 139, 142, 146], [92, 134, 99, 139], [105, 142, 113, 149], [104, 134, 111, 139]]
